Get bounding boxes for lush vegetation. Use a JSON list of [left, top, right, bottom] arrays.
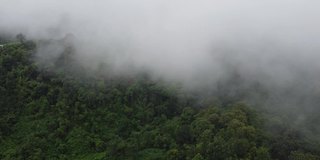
[[0, 40, 319, 160]]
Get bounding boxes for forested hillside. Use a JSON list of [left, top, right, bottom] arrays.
[[0, 42, 320, 160]]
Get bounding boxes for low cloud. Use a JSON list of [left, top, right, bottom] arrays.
[[1, 0, 320, 135]]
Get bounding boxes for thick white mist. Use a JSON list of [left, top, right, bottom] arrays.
[[1, 0, 320, 88], [2, 0, 320, 137]]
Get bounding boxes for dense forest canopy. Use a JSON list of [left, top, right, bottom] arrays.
[[1, 1, 320, 160], [0, 36, 320, 160]]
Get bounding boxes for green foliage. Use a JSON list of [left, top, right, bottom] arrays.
[[289, 151, 320, 160], [0, 41, 319, 160]]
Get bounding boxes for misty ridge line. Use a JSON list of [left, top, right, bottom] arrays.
[[1, 0, 320, 142], [1, 0, 320, 107]]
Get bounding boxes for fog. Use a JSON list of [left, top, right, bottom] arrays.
[[1, 0, 320, 135]]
